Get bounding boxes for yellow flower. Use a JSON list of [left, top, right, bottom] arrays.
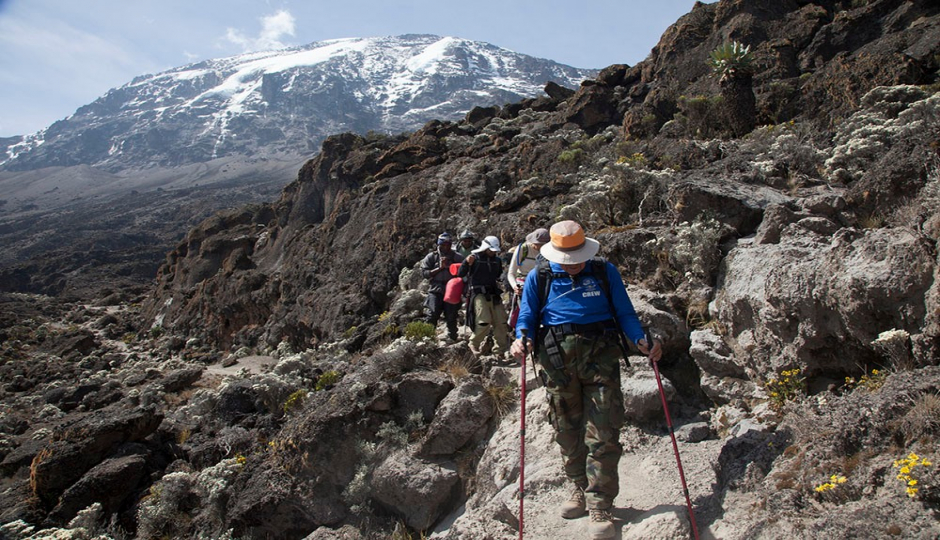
[[908, 479, 918, 486], [921, 459, 932, 467]]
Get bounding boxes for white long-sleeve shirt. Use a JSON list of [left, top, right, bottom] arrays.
[[507, 243, 540, 290]]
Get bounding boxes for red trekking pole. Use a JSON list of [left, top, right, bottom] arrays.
[[648, 333, 701, 540], [518, 330, 530, 539]]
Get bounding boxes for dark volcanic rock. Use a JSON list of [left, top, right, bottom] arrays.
[[47, 453, 148, 524], [29, 405, 162, 507]]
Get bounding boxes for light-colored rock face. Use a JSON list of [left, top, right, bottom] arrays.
[[711, 226, 934, 380]]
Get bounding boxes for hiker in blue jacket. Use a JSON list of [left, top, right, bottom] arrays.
[[510, 220, 661, 540]]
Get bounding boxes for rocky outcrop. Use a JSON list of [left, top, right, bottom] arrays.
[[142, 0, 939, 360], [713, 226, 934, 377], [29, 405, 162, 511]]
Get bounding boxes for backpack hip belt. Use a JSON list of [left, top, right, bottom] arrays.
[[546, 319, 617, 338]]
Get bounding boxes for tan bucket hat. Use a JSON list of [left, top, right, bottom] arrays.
[[539, 220, 600, 264]]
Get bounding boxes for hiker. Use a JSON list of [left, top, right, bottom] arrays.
[[455, 229, 478, 258], [510, 220, 662, 540], [458, 235, 509, 357], [421, 232, 464, 342], [506, 228, 549, 329]]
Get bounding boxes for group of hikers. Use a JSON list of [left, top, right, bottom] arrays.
[[420, 220, 663, 539]]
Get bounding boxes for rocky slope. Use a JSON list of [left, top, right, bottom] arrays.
[[1, 0, 939, 539]]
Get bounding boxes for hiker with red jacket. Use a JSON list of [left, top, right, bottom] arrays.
[[421, 232, 464, 343], [510, 220, 662, 539], [458, 235, 509, 357]]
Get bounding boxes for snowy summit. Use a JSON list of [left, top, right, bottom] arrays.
[[1, 35, 594, 172]]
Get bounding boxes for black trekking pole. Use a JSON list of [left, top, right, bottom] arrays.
[[517, 330, 530, 540], [647, 332, 701, 540]]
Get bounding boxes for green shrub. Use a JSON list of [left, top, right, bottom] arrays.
[[558, 148, 585, 164], [677, 94, 723, 138], [315, 370, 341, 391], [708, 41, 754, 80], [282, 389, 308, 414], [403, 321, 436, 340], [617, 152, 648, 168]]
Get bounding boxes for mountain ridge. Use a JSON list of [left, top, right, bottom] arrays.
[[0, 34, 594, 173]]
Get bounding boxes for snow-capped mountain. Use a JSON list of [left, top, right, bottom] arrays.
[[1, 35, 594, 172]]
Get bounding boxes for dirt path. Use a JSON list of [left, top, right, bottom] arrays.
[[500, 373, 731, 540]]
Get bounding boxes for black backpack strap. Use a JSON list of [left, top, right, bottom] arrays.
[[589, 257, 633, 357]]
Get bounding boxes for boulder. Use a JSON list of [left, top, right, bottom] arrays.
[[302, 525, 365, 539], [159, 366, 205, 393], [393, 371, 454, 423], [420, 380, 495, 455], [713, 226, 935, 378], [675, 422, 712, 443], [47, 454, 148, 524], [370, 451, 459, 530], [622, 368, 675, 424], [624, 506, 692, 540], [29, 405, 162, 507]]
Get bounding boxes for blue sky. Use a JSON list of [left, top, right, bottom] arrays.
[[0, 0, 712, 137]]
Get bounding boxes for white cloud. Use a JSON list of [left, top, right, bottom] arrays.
[[224, 9, 296, 52]]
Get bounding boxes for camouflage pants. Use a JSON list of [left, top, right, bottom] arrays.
[[539, 332, 624, 509]]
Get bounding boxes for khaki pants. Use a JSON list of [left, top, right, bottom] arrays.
[[470, 294, 508, 354]]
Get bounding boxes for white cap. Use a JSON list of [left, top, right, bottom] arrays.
[[472, 235, 501, 254]]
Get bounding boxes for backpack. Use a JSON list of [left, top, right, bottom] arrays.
[[533, 257, 631, 354], [514, 242, 529, 266]]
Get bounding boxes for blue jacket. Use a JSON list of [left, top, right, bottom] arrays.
[[514, 260, 645, 344]]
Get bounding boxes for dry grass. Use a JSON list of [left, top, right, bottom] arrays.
[[438, 352, 480, 381], [858, 212, 886, 229], [686, 298, 711, 330], [486, 384, 517, 418], [896, 392, 940, 444]]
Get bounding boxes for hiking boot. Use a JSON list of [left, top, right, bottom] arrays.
[[559, 485, 586, 519], [588, 509, 615, 539]]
